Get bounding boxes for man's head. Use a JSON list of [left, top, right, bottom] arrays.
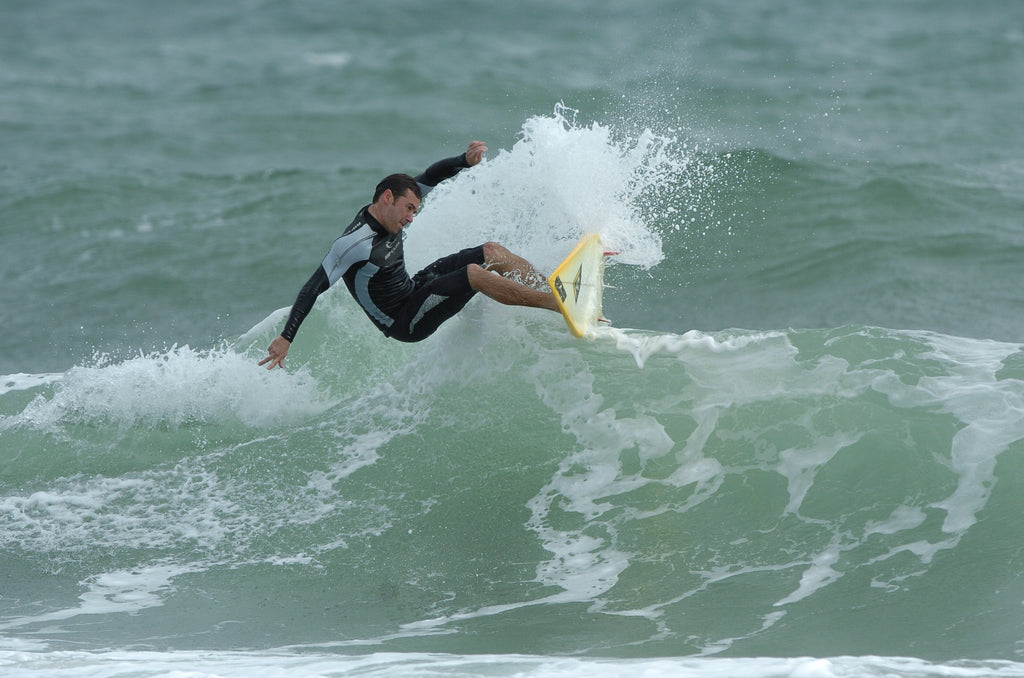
[[370, 173, 422, 234], [373, 173, 422, 203]]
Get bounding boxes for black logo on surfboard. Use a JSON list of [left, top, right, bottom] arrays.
[[554, 276, 567, 302]]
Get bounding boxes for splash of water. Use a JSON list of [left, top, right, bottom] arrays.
[[406, 104, 722, 276]]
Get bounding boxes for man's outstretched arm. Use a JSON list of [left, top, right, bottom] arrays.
[[415, 141, 487, 194], [259, 266, 330, 369]]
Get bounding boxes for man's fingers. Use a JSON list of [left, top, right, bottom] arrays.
[[258, 352, 283, 369], [466, 141, 487, 165]]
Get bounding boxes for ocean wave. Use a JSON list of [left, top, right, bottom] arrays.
[[3, 318, 1022, 656]]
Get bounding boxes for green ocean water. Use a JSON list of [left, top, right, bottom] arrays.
[[3, 1, 1024, 676]]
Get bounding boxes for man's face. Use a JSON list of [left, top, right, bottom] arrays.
[[378, 189, 421, 234]]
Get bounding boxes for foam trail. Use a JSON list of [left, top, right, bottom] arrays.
[[0, 564, 198, 632]]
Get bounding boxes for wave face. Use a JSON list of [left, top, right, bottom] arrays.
[[4, 316, 1024, 665]]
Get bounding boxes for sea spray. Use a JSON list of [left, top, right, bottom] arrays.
[[406, 104, 734, 275]]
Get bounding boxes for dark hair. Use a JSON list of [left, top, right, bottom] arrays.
[[373, 173, 422, 202]]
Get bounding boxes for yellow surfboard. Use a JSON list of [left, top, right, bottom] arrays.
[[547, 233, 607, 337]]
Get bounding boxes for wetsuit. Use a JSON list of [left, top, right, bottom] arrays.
[[279, 153, 486, 344]]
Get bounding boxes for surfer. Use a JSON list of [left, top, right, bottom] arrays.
[[259, 141, 557, 369]]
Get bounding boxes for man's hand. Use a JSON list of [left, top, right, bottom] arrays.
[[465, 140, 487, 166], [259, 335, 291, 370]]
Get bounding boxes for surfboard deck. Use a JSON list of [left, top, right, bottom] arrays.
[[547, 233, 607, 338]]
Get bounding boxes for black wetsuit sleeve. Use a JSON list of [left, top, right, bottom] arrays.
[[414, 153, 471, 189], [280, 266, 330, 342]]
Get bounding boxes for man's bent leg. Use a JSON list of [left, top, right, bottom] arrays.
[[481, 242, 547, 288], [467, 263, 558, 312]]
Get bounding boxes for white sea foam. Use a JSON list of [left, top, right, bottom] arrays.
[[0, 464, 235, 555], [0, 373, 63, 396], [4, 343, 333, 431], [0, 650, 1021, 678]]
